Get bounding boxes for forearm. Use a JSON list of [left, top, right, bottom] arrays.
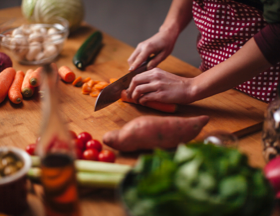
[[188, 37, 272, 103], [159, 0, 193, 36]]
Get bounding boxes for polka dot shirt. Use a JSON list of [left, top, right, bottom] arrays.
[[192, 0, 280, 103]]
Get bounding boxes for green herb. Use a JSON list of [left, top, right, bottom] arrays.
[[121, 143, 275, 216]]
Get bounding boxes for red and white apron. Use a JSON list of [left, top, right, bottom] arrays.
[[192, 0, 280, 103]]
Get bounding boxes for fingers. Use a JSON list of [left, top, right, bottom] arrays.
[[147, 52, 166, 70], [128, 52, 152, 71], [126, 71, 151, 99]]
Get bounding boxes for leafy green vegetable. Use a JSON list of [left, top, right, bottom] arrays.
[[121, 143, 275, 216]]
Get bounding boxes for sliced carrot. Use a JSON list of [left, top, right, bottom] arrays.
[[90, 88, 100, 97], [87, 79, 98, 88], [82, 77, 91, 83], [109, 78, 117, 83], [8, 70, 25, 104], [72, 76, 83, 87], [29, 67, 42, 87], [58, 65, 76, 83], [120, 90, 177, 113], [0, 67, 16, 103], [82, 83, 92, 94], [21, 69, 35, 98], [94, 81, 109, 90]]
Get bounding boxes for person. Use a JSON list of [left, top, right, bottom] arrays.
[[125, 0, 280, 106]]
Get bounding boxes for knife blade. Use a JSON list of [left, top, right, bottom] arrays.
[[94, 57, 153, 111]]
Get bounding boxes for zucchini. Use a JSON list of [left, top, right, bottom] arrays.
[[73, 31, 103, 70]]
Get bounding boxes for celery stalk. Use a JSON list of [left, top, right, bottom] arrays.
[[31, 155, 132, 174], [27, 167, 126, 188]]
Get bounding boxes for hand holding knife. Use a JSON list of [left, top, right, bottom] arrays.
[[94, 56, 154, 111]]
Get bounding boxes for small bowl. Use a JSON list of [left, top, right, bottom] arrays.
[[0, 147, 32, 215], [0, 17, 69, 65]]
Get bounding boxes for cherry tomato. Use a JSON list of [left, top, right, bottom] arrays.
[[77, 132, 92, 147], [98, 149, 116, 163], [76, 147, 83, 159], [74, 138, 84, 150], [26, 143, 36, 155], [83, 149, 99, 161], [86, 139, 102, 152], [69, 130, 77, 139]]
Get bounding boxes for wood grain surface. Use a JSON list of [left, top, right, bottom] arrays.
[[0, 7, 275, 216]]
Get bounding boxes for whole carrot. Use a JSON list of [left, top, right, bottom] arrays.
[[29, 67, 42, 87], [8, 70, 25, 104], [21, 69, 34, 98], [0, 67, 16, 103], [120, 90, 177, 113], [58, 66, 76, 83]]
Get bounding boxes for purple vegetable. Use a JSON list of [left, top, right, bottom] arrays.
[[0, 52, 12, 72], [264, 156, 280, 198]]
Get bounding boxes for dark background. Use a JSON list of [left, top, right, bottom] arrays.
[[0, 0, 201, 67]]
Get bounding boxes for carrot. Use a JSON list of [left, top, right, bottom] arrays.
[[109, 78, 117, 83], [58, 66, 76, 83], [90, 88, 100, 97], [0, 67, 16, 103], [29, 67, 42, 87], [72, 76, 83, 87], [87, 79, 96, 88], [94, 81, 109, 90], [81, 83, 92, 95], [82, 77, 91, 83], [21, 69, 34, 98], [120, 90, 177, 113], [102, 115, 210, 152], [8, 70, 25, 104]]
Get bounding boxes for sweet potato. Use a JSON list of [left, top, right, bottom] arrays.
[[102, 115, 209, 152]]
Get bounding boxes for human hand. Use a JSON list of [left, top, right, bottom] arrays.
[[126, 68, 194, 105], [127, 29, 178, 71]]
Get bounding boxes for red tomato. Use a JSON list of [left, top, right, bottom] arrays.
[[86, 139, 102, 152], [98, 150, 116, 163], [26, 143, 36, 155], [83, 149, 99, 161], [76, 147, 83, 159], [74, 138, 84, 150], [69, 130, 77, 139], [77, 132, 92, 147]]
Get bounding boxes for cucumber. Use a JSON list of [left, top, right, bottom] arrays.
[[73, 31, 103, 70]]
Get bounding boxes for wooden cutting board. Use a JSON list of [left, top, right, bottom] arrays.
[[0, 7, 267, 156]]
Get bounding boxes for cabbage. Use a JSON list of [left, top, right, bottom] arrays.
[[21, 0, 84, 32]]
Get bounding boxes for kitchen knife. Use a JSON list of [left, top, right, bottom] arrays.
[[94, 57, 153, 111]]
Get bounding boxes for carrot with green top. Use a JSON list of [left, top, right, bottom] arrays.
[[120, 90, 177, 113], [0, 67, 16, 103], [21, 69, 34, 98], [58, 66, 76, 83], [8, 70, 25, 104], [29, 67, 42, 87]]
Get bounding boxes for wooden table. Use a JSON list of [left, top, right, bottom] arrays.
[[0, 7, 277, 216]]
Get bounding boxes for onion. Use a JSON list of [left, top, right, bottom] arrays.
[[0, 52, 12, 72], [264, 156, 280, 198]]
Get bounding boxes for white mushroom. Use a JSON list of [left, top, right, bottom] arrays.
[[35, 51, 45, 61], [43, 44, 57, 58], [26, 41, 42, 61], [28, 32, 44, 43]]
